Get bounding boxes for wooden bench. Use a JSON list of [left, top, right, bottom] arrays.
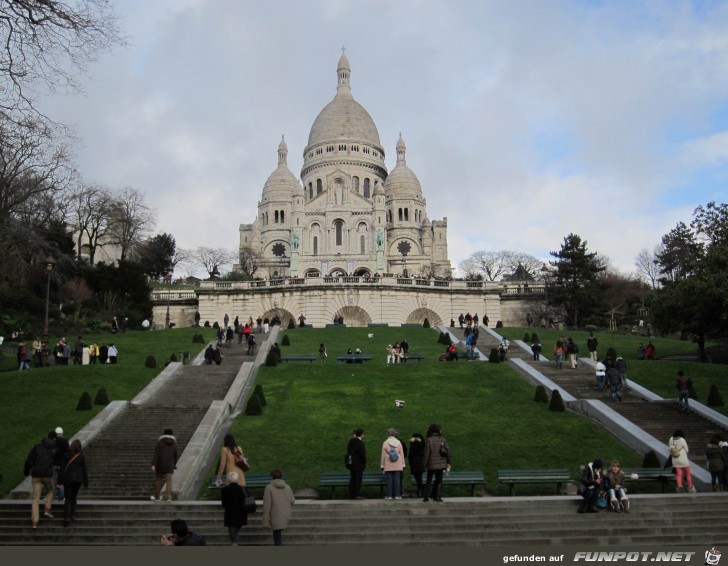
[[319, 471, 387, 498], [400, 352, 424, 363], [622, 468, 674, 493], [411, 470, 485, 496], [208, 472, 279, 493], [498, 469, 574, 496], [336, 354, 372, 364], [400, 323, 423, 327], [325, 323, 347, 328], [367, 323, 389, 327], [280, 354, 316, 363]]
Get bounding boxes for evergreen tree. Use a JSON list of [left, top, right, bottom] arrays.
[[548, 233, 605, 328]]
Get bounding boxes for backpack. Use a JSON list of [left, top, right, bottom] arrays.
[[388, 445, 399, 462]]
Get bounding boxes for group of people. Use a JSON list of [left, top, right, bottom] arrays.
[[345, 424, 451, 503], [457, 312, 488, 328], [23, 427, 88, 528], [386, 340, 409, 363], [636, 341, 656, 360], [52, 337, 118, 366]]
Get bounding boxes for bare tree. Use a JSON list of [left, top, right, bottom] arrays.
[[192, 246, 236, 278], [107, 187, 155, 261], [634, 246, 662, 289], [238, 245, 261, 279], [0, 0, 123, 116], [68, 183, 113, 265], [459, 250, 543, 281], [0, 114, 72, 223]]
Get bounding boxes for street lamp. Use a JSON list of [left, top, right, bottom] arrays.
[[42, 255, 55, 347], [164, 273, 172, 329]]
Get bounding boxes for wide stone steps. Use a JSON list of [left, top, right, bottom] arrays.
[[81, 404, 208, 499], [1, 494, 726, 545], [458, 327, 728, 469]]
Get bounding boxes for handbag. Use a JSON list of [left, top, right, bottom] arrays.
[[234, 447, 250, 472], [242, 487, 257, 513]]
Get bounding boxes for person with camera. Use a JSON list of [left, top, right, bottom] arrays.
[[160, 519, 206, 546]]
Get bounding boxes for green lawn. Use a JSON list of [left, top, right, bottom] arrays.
[[3, 325, 721, 500], [203, 327, 646, 498], [0, 327, 215, 496]]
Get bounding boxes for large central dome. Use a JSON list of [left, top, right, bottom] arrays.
[[306, 51, 381, 148]]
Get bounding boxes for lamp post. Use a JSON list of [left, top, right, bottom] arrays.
[[541, 264, 549, 327], [43, 256, 55, 346], [164, 273, 172, 329]]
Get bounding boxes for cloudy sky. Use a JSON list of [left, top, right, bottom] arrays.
[[39, 0, 728, 277]]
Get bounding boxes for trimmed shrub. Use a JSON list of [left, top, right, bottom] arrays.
[[642, 449, 661, 468], [204, 321, 211, 327], [489, 348, 500, 363], [531, 333, 539, 344], [245, 395, 263, 416], [534, 385, 549, 403], [253, 384, 267, 407], [523, 332, 531, 342], [145, 355, 157, 369], [449, 319, 455, 328], [76, 392, 92, 411], [423, 318, 430, 328], [282, 334, 291, 346], [442, 333, 452, 346], [437, 332, 446, 345], [495, 320, 503, 328], [94, 388, 110, 405], [287, 318, 296, 329], [213, 321, 219, 329], [192, 334, 205, 343], [707, 384, 724, 407], [170, 352, 178, 362], [265, 349, 278, 367], [549, 389, 566, 412]]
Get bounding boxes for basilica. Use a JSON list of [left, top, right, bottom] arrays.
[[239, 51, 451, 279]]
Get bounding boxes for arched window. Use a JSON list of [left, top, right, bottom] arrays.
[[404, 208, 408, 221], [363, 178, 370, 198], [274, 210, 279, 223], [360, 235, 365, 254], [313, 236, 318, 255], [335, 221, 343, 246], [308, 183, 313, 199], [398, 208, 403, 221], [317, 179, 322, 194], [352, 176, 360, 194]]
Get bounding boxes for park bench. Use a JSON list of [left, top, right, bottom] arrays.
[[498, 469, 574, 496], [400, 352, 424, 363], [622, 468, 674, 493], [400, 323, 423, 327], [336, 354, 372, 364], [280, 354, 316, 363], [411, 470, 485, 496], [208, 472, 280, 494], [367, 323, 389, 327], [319, 471, 387, 498], [325, 323, 347, 328]]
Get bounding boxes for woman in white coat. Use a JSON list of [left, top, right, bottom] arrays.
[[669, 429, 697, 493]]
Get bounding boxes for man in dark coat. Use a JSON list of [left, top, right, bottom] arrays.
[[24, 430, 57, 528], [220, 471, 247, 545], [204, 344, 215, 365], [578, 458, 603, 513], [347, 428, 366, 499], [151, 428, 178, 502]]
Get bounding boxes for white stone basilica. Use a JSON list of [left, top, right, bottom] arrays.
[[239, 51, 451, 279]]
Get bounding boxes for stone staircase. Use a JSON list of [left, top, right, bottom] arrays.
[[459, 326, 728, 469], [80, 336, 267, 500], [1, 494, 726, 545]]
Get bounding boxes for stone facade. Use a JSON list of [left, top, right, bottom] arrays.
[[239, 51, 451, 280]]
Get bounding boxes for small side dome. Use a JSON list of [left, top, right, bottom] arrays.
[[262, 135, 301, 200], [384, 134, 422, 197]]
